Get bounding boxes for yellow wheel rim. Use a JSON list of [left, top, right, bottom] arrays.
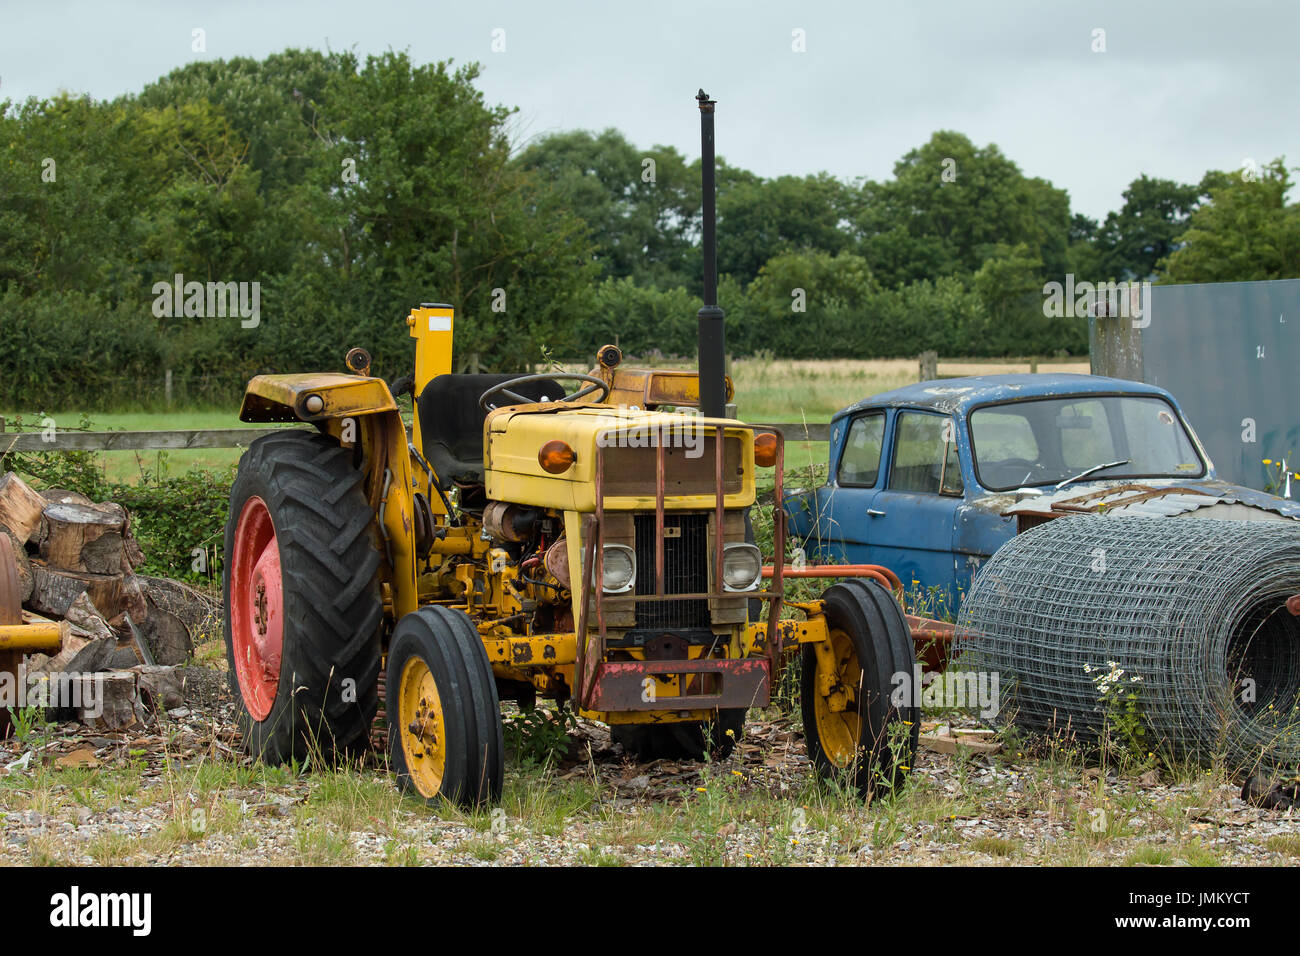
[[813, 627, 863, 768], [397, 655, 447, 798]]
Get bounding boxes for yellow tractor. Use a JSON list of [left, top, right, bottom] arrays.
[[223, 313, 919, 805], [221, 92, 921, 807]]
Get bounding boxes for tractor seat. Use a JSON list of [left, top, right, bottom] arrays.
[[416, 373, 564, 490]]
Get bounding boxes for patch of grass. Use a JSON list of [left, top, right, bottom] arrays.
[[383, 839, 422, 866], [1265, 834, 1300, 858], [575, 847, 624, 866], [299, 765, 403, 833], [291, 826, 355, 865], [87, 830, 140, 865], [968, 835, 1017, 857], [1126, 840, 1222, 867], [461, 836, 503, 862]]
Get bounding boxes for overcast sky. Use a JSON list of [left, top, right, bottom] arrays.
[[3, 0, 1294, 220]]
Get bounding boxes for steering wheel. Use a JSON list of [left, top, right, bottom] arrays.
[[478, 373, 611, 411], [993, 457, 1046, 486]]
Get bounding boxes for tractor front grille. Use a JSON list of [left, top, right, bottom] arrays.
[[633, 512, 710, 629]]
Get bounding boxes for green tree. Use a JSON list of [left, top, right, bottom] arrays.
[[1161, 159, 1300, 283], [1094, 174, 1202, 281], [850, 131, 1070, 287], [715, 173, 851, 284], [515, 128, 698, 288]]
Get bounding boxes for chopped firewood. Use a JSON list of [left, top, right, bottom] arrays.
[[140, 575, 220, 636], [55, 748, 101, 770], [0, 471, 48, 543], [130, 664, 184, 711], [77, 671, 145, 731], [61, 636, 117, 674], [38, 501, 133, 575], [1, 530, 32, 603], [141, 598, 191, 665], [28, 562, 147, 625], [39, 488, 94, 507], [62, 592, 116, 643], [27, 632, 88, 675]]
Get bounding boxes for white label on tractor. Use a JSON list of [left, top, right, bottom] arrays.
[[428, 315, 452, 332]]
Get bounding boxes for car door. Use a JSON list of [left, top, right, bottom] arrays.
[[863, 409, 965, 614], [808, 409, 888, 564]]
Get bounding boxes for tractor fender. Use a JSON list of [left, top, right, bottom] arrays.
[[239, 373, 398, 424], [239, 372, 420, 619]]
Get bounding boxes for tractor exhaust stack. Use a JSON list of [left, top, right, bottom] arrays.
[[696, 89, 727, 419]]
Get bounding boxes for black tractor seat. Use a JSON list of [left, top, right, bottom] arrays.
[[416, 373, 563, 490]]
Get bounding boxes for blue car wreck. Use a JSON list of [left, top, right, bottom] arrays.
[[783, 374, 1300, 619]]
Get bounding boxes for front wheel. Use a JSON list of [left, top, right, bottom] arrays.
[[801, 578, 919, 798], [388, 605, 504, 808]]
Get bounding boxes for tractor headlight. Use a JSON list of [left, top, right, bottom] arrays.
[[722, 543, 762, 591], [601, 544, 636, 594]]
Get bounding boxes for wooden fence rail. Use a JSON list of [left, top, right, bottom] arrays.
[[0, 421, 832, 453]]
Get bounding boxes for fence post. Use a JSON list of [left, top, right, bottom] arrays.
[[918, 351, 938, 382], [1089, 316, 1144, 381]]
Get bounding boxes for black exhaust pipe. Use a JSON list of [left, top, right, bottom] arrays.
[[696, 89, 727, 419]]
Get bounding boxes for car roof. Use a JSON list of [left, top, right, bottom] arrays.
[[832, 373, 1175, 422]]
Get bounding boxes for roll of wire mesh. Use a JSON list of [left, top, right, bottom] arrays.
[[953, 515, 1300, 771]]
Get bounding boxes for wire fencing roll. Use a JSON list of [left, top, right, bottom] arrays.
[[953, 515, 1300, 771]]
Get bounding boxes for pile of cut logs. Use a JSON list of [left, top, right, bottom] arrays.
[[0, 471, 214, 730]]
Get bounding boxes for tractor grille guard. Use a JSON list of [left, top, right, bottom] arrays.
[[574, 424, 785, 711]]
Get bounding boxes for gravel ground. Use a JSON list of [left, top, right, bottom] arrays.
[[2, 663, 1298, 866]]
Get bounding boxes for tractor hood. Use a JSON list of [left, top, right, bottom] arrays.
[[483, 405, 757, 512]]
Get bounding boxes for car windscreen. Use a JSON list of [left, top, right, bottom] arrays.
[[969, 394, 1205, 491]]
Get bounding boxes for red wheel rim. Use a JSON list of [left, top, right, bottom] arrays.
[[230, 496, 283, 721]]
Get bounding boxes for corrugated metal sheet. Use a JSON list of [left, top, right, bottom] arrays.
[[1004, 482, 1300, 523]]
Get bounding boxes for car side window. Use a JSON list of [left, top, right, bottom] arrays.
[[837, 412, 885, 486], [890, 411, 964, 496]]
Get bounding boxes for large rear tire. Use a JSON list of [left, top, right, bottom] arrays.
[[801, 578, 919, 797], [223, 431, 382, 764], [388, 605, 504, 808]]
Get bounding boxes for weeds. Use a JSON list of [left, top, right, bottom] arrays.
[[502, 707, 576, 769]]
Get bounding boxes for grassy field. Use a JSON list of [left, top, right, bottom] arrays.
[[729, 356, 1089, 422], [3, 356, 1087, 484]]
